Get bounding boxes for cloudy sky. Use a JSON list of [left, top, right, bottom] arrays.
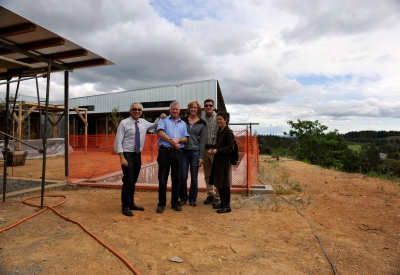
[[2, 0, 400, 135]]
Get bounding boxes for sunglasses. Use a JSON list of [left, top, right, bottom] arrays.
[[204, 104, 213, 108], [131, 108, 142, 111]]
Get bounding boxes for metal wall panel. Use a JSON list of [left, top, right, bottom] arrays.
[[51, 79, 222, 113]]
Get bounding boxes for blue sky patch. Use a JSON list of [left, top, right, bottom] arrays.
[[149, 0, 218, 26], [292, 75, 353, 86]]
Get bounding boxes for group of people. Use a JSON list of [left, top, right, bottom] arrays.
[[114, 99, 235, 217]]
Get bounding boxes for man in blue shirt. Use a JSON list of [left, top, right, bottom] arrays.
[[156, 101, 189, 213]]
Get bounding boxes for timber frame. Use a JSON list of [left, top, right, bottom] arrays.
[[0, 6, 114, 205], [6, 102, 88, 148]]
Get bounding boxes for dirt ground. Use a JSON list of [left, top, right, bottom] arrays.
[[1, 155, 400, 275]]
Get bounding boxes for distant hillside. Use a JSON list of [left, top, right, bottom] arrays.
[[344, 130, 400, 142]]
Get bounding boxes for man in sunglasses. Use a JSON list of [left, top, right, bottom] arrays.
[[114, 102, 161, 217], [201, 99, 220, 206]]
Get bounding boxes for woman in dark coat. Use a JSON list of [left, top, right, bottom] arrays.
[[208, 111, 235, 213]]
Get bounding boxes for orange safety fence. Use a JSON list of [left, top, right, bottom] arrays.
[[68, 131, 259, 193]]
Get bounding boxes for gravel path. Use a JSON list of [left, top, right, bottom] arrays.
[[0, 178, 56, 194]]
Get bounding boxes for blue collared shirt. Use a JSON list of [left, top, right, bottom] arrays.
[[157, 116, 189, 148]]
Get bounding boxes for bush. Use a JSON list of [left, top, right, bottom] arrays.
[[378, 158, 400, 177], [259, 144, 272, 155]]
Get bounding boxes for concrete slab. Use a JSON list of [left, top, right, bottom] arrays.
[[3, 181, 67, 198], [249, 184, 274, 195]]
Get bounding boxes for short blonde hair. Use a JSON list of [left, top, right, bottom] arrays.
[[187, 100, 201, 111]]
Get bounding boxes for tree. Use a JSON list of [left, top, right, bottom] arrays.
[[284, 119, 359, 171], [283, 120, 328, 164], [108, 106, 122, 132], [360, 145, 380, 173]]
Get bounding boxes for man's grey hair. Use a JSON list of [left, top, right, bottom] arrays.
[[170, 101, 180, 108], [130, 102, 143, 109]]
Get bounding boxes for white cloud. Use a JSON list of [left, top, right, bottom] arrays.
[[2, 0, 400, 135], [276, 0, 400, 42]]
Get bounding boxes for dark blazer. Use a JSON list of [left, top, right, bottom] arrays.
[[209, 126, 235, 188]]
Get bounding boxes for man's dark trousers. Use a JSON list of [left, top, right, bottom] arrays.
[[157, 148, 183, 207], [121, 152, 141, 209]]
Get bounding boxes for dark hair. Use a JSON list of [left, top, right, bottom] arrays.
[[204, 98, 214, 105], [217, 111, 230, 124]]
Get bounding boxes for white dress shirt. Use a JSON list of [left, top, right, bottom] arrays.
[[114, 117, 159, 153]]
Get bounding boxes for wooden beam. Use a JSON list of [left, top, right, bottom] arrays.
[[0, 37, 65, 55], [47, 115, 55, 126], [73, 107, 88, 127], [54, 112, 65, 127], [21, 105, 39, 120], [0, 23, 36, 38], [0, 40, 71, 71], [0, 57, 107, 79], [69, 59, 107, 69], [46, 113, 65, 138], [17, 49, 88, 64]]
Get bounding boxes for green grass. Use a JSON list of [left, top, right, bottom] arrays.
[[383, 136, 400, 140], [366, 171, 399, 182], [348, 144, 361, 151], [273, 185, 294, 195]]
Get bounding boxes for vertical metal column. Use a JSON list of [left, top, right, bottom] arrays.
[[2, 74, 11, 202], [40, 60, 52, 208], [246, 126, 250, 196], [105, 114, 108, 151], [35, 71, 43, 139], [64, 70, 69, 179]]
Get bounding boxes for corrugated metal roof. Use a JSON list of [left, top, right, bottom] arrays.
[[0, 6, 115, 79], [51, 79, 227, 113]]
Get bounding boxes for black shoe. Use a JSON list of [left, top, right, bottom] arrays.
[[211, 199, 220, 207], [130, 204, 144, 211], [189, 201, 197, 206], [156, 206, 164, 214], [179, 200, 187, 206], [213, 202, 223, 209], [217, 207, 231, 214], [122, 207, 134, 216], [204, 196, 214, 204], [172, 204, 182, 211]]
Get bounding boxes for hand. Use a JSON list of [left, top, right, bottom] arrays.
[[169, 138, 180, 146], [120, 157, 128, 166], [198, 159, 203, 166], [174, 143, 181, 150], [160, 113, 167, 119]]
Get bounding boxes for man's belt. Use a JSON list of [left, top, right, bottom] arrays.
[[159, 146, 178, 151], [205, 144, 214, 149]]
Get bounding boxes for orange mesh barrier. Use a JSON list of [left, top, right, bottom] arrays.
[[68, 131, 259, 193]]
